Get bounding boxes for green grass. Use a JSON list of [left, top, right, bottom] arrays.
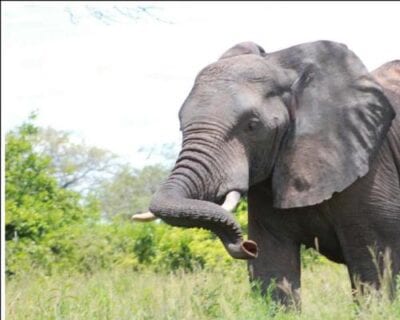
[[6, 261, 400, 319]]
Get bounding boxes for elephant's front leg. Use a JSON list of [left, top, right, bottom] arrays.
[[247, 184, 301, 308]]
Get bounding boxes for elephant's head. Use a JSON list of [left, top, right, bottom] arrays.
[[145, 41, 395, 259]]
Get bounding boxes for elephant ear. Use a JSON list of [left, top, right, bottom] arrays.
[[272, 41, 395, 209], [219, 42, 266, 59]]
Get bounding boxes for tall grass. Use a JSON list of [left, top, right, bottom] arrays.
[[6, 261, 400, 319]]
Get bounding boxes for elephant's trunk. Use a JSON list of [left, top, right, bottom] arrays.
[[149, 124, 257, 259], [149, 181, 258, 259]]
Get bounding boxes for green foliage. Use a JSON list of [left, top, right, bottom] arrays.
[[301, 246, 331, 268], [5, 116, 98, 275]]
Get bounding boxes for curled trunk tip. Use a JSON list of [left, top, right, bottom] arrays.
[[228, 239, 259, 259]]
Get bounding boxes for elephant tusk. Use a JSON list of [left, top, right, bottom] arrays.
[[131, 211, 157, 222], [221, 190, 241, 212]]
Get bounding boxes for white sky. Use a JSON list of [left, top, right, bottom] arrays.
[[3, 1, 400, 168]]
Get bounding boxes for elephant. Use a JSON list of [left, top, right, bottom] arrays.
[[133, 40, 400, 306]]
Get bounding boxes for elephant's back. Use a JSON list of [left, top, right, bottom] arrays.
[[372, 60, 400, 177]]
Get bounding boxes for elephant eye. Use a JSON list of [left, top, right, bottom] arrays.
[[247, 118, 260, 132]]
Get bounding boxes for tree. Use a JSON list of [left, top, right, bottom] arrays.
[[5, 116, 99, 274], [34, 127, 118, 192], [97, 164, 169, 219]]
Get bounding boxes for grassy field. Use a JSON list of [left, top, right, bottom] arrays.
[[6, 261, 400, 320]]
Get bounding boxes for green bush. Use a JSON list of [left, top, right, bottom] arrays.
[[5, 117, 98, 275]]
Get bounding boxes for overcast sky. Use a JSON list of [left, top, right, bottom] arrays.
[[3, 1, 400, 168]]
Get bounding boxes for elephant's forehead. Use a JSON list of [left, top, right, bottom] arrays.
[[179, 78, 265, 124], [179, 56, 279, 124], [196, 55, 274, 83]]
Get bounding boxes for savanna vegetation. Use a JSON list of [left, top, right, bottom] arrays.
[[5, 115, 400, 319]]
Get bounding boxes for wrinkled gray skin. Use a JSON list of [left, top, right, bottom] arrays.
[[149, 40, 400, 306]]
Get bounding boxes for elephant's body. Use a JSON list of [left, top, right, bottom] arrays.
[[249, 61, 400, 302], [145, 40, 400, 306]]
